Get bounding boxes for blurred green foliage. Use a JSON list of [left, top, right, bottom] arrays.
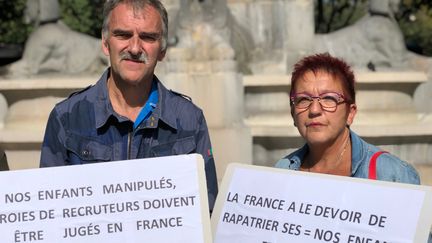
[[0, 0, 33, 44], [315, 0, 368, 33], [0, 0, 104, 45], [0, 0, 431, 56], [59, 0, 105, 38], [315, 0, 432, 56], [396, 0, 432, 56]]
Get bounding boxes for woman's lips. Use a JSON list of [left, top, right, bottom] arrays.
[[306, 122, 324, 127]]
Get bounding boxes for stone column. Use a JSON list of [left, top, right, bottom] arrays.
[[162, 57, 252, 183], [283, 0, 314, 72], [159, 0, 253, 182]]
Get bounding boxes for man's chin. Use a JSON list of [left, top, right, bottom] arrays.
[[121, 76, 145, 84], [120, 72, 153, 85], [110, 66, 154, 85]]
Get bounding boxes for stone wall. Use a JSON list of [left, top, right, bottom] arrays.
[[0, 0, 431, 187]]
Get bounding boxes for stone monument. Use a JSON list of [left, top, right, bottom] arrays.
[[3, 0, 107, 78], [158, 0, 253, 180], [166, 0, 253, 74], [312, 0, 432, 123], [0, 0, 107, 169], [0, 0, 431, 185], [242, 0, 432, 185], [226, 0, 315, 75], [313, 0, 432, 74]]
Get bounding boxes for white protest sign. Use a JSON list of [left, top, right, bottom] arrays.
[[211, 163, 432, 243], [0, 154, 211, 243]]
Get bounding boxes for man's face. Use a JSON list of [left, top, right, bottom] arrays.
[[102, 3, 166, 85]]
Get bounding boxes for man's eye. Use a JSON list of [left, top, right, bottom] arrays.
[[140, 35, 158, 42], [114, 33, 132, 39]]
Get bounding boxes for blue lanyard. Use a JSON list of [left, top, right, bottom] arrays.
[[133, 81, 158, 129]]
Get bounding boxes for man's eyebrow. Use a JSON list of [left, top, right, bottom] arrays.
[[111, 29, 160, 38], [139, 32, 161, 38], [112, 29, 132, 35]]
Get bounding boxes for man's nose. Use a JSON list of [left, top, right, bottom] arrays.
[[128, 36, 142, 54]]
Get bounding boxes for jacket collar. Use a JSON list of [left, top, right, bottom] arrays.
[[151, 76, 178, 130], [349, 130, 366, 175], [288, 129, 364, 176], [287, 144, 308, 170], [93, 69, 177, 130], [94, 69, 118, 129]]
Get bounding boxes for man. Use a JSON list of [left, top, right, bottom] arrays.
[[40, 0, 218, 210]]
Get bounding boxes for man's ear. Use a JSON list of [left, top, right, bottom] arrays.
[[157, 49, 166, 61], [102, 38, 110, 56]]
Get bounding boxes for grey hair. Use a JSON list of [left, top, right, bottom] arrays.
[[102, 0, 168, 51]]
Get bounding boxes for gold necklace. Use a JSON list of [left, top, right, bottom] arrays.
[[305, 131, 350, 172]]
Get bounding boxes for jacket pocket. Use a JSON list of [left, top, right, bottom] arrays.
[[65, 132, 112, 162], [150, 136, 196, 157]]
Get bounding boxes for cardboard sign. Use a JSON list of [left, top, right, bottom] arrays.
[[0, 154, 211, 243], [211, 163, 432, 243]]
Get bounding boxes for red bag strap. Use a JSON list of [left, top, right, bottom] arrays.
[[368, 151, 388, 180]]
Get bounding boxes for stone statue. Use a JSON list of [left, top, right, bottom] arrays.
[[167, 0, 253, 73], [312, 0, 432, 116], [2, 0, 107, 78], [313, 0, 431, 73]]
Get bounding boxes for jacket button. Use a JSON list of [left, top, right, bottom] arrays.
[[82, 150, 90, 157]]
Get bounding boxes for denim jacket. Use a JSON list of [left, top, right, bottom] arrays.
[[275, 130, 420, 184], [276, 130, 432, 241], [40, 69, 218, 210]]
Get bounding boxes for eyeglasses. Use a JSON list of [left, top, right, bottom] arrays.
[[290, 92, 346, 112]]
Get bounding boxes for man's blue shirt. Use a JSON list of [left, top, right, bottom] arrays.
[[40, 69, 218, 210], [134, 80, 158, 129]]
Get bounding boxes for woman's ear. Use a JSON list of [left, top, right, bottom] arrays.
[[346, 103, 357, 126], [291, 107, 297, 127]]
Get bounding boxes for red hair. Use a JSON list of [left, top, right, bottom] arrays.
[[290, 53, 356, 104]]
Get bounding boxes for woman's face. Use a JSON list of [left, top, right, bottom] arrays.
[[291, 70, 357, 146]]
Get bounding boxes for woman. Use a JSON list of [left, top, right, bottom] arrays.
[[275, 53, 419, 184]]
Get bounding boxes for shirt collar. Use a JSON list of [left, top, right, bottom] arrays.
[[349, 130, 364, 175], [93, 70, 178, 131], [151, 76, 178, 130], [133, 80, 158, 129], [289, 144, 308, 170], [94, 69, 121, 129], [288, 130, 360, 174]]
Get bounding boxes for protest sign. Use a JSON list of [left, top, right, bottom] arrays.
[[211, 163, 432, 243], [0, 154, 211, 243]]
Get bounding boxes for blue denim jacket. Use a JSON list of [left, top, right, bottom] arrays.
[[275, 130, 420, 184], [40, 69, 218, 210], [276, 131, 432, 241]]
